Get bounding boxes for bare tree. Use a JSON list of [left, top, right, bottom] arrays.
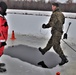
[[48, 0, 57, 3], [36, 0, 45, 3]]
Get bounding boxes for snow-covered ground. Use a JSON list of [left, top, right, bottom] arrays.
[[1, 34, 76, 75], [0, 55, 60, 75], [0, 9, 76, 75]]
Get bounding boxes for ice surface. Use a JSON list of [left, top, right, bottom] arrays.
[[6, 9, 76, 38], [1, 34, 75, 75], [0, 9, 76, 75], [0, 34, 76, 75], [4, 44, 61, 68]]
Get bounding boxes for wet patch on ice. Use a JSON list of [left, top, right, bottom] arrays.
[[4, 45, 61, 68]]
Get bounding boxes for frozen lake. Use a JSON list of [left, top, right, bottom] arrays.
[[1, 9, 76, 75], [6, 9, 76, 39]]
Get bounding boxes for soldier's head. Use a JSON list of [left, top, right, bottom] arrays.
[[0, 1, 7, 16], [52, 3, 59, 11]]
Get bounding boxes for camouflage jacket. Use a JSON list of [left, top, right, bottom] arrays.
[[46, 7, 65, 34]]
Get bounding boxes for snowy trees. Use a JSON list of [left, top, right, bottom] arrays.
[[3, 0, 76, 12], [48, 0, 57, 3]]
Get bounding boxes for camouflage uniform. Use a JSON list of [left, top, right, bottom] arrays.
[[42, 7, 65, 57]]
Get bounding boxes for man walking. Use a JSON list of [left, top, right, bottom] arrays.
[[39, 3, 68, 66]]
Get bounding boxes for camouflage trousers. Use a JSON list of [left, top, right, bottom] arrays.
[[43, 31, 64, 57]]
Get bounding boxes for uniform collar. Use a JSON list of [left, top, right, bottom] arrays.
[[53, 7, 60, 13]]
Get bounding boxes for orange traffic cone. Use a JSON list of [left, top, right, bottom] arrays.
[[10, 30, 16, 41], [56, 72, 60, 75]]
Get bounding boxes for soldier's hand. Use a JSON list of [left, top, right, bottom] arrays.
[[42, 24, 46, 29]]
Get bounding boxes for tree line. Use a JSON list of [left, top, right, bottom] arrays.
[[2, 0, 76, 12]]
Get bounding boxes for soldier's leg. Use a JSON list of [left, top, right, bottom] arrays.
[[39, 35, 53, 55], [43, 36, 53, 52], [52, 31, 64, 56], [53, 35, 68, 66], [53, 43, 64, 56]]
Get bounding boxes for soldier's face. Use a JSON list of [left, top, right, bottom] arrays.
[[52, 5, 57, 11]]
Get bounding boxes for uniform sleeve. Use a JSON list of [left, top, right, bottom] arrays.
[[47, 13, 58, 28]]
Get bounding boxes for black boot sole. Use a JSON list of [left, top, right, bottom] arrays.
[[39, 47, 45, 55], [0, 68, 7, 73], [38, 61, 48, 68], [59, 60, 69, 66], [0, 63, 5, 67]]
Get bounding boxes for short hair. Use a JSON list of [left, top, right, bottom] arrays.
[[52, 3, 59, 7]]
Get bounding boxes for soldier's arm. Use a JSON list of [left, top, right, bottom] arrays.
[[46, 13, 58, 28]]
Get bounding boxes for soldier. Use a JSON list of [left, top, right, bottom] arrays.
[[0, 1, 8, 72], [39, 3, 68, 66]]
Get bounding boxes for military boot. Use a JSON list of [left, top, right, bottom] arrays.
[[0, 67, 6, 72], [38, 47, 45, 55], [38, 61, 48, 68], [0, 63, 5, 67], [59, 55, 68, 66]]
